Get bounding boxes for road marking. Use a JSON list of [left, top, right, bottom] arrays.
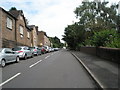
[[29, 60, 42, 68], [45, 55, 50, 59], [0, 73, 21, 87]]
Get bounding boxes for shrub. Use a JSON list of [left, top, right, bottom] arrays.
[[86, 29, 118, 47]]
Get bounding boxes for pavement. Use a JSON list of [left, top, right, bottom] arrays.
[[71, 50, 119, 89]]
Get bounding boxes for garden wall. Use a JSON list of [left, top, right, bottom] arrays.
[[80, 46, 119, 63]]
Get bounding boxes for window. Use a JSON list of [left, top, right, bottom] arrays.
[[27, 31, 30, 39], [19, 25, 24, 38], [4, 48, 12, 54], [7, 17, 12, 29]]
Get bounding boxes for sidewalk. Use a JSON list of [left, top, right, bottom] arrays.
[[71, 51, 119, 89]]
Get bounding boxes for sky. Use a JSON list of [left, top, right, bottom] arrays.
[[0, 0, 119, 43]]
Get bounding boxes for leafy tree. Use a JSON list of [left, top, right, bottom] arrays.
[[62, 23, 85, 50], [89, 29, 118, 47], [9, 7, 17, 11], [63, 1, 119, 49], [74, 1, 118, 33], [49, 36, 63, 48]]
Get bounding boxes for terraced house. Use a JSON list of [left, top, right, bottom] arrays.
[[0, 7, 51, 48], [0, 7, 16, 48], [0, 7, 32, 48], [38, 31, 51, 47], [28, 25, 38, 47], [9, 8, 32, 47]]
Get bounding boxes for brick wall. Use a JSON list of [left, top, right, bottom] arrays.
[[32, 27, 38, 47], [16, 15, 27, 46], [0, 8, 2, 48], [26, 30, 32, 47], [1, 9, 16, 48], [96, 47, 120, 63], [37, 31, 44, 47], [80, 46, 96, 55], [80, 46, 119, 63], [44, 35, 50, 46]]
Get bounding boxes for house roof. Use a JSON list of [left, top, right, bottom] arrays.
[[0, 7, 16, 19], [28, 25, 39, 34], [9, 9, 31, 31], [9, 10, 22, 19], [38, 31, 48, 37]]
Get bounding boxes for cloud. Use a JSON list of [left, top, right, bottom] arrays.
[[1, 0, 119, 42]]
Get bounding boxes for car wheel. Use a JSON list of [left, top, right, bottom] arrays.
[[1, 59, 6, 67], [24, 54, 27, 60], [36, 53, 38, 56], [16, 57, 20, 63], [31, 54, 34, 58]]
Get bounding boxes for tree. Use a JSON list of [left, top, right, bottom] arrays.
[[63, 1, 119, 49], [49, 36, 63, 48], [74, 1, 118, 33], [62, 23, 85, 50], [9, 7, 17, 11]]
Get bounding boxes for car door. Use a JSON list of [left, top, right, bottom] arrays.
[[3, 49, 10, 62], [4, 48, 14, 62], [25, 47, 31, 57]]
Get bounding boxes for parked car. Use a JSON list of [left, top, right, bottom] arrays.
[[54, 48, 59, 51], [51, 48, 55, 52], [43, 46, 50, 53], [0, 48, 19, 67], [29, 47, 41, 56], [39, 47, 46, 54], [48, 47, 52, 52], [12, 46, 33, 60]]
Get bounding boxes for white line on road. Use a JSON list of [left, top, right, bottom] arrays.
[[0, 73, 21, 87], [29, 60, 42, 68], [45, 55, 50, 59]]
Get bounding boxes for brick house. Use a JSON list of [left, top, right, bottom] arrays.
[[28, 25, 38, 47], [0, 7, 32, 48], [0, 7, 16, 48], [9, 9, 32, 47], [37, 31, 51, 47]]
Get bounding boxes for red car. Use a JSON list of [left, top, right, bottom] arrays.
[[39, 47, 46, 54]]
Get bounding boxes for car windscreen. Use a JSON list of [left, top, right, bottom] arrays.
[[12, 47, 21, 51], [29, 47, 35, 49]]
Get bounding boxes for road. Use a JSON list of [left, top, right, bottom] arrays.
[[1, 49, 97, 88]]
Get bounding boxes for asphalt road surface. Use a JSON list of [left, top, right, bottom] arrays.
[[1, 49, 98, 88]]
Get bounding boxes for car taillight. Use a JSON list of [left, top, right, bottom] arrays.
[[18, 51, 23, 53], [34, 49, 37, 51]]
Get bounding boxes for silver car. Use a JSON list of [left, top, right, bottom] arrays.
[[29, 47, 41, 56], [0, 48, 19, 67], [12, 46, 33, 60]]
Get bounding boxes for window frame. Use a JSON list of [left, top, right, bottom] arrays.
[[6, 17, 13, 30], [19, 25, 24, 38], [27, 31, 30, 39]]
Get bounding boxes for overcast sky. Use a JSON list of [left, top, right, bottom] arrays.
[[0, 0, 119, 42]]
